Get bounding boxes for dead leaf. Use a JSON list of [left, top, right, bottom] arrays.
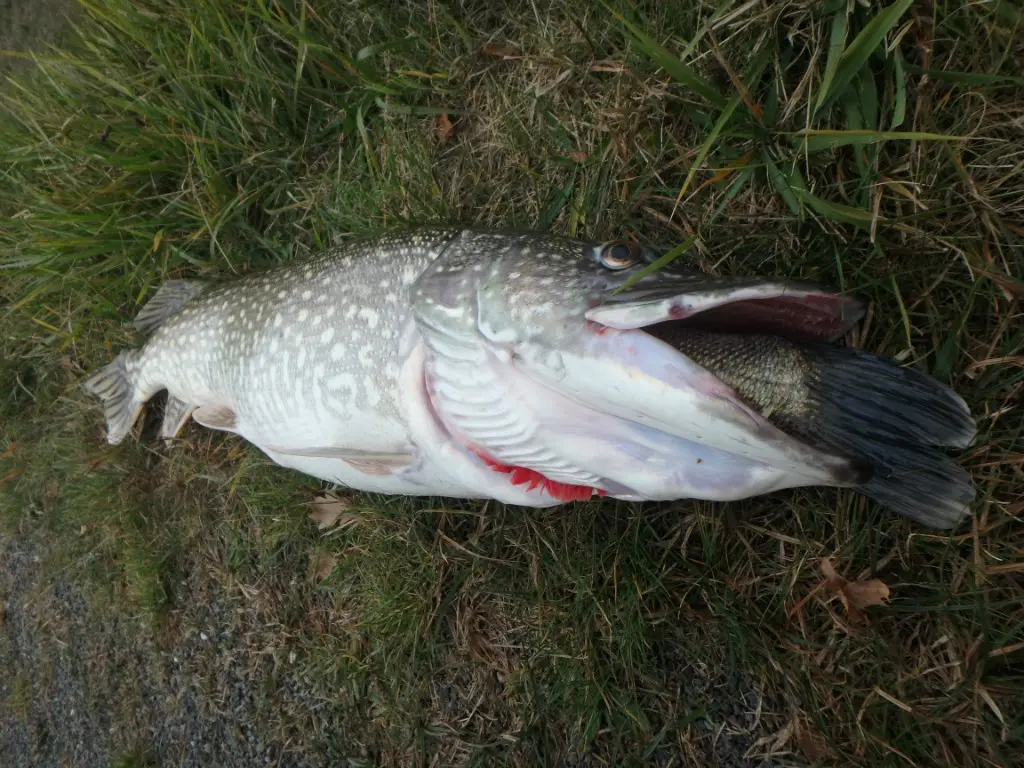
[[843, 578, 891, 611], [44, 480, 60, 501], [1, 469, 23, 486], [820, 558, 844, 587], [820, 558, 891, 623], [438, 113, 455, 142], [308, 494, 349, 530], [481, 42, 517, 57], [796, 723, 830, 762], [568, 151, 588, 164], [312, 551, 337, 581]]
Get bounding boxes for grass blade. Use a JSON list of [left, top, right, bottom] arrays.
[[891, 47, 906, 128], [814, 3, 850, 113], [710, 165, 755, 221], [602, 1, 727, 109], [789, 129, 965, 151], [814, 0, 913, 116], [673, 45, 771, 214], [932, 328, 961, 383], [762, 152, 801, 216], [858, 68, 879, 129], [987, 0, 1024, 27], [613, 236, 698, 293], [355, 103, 379, 178], [539, 178, 575, 230], [797, 188, 875, 228], [903, 63, 1024, 88], [675, 91, 743, 202], [687, 147, 758, 200]]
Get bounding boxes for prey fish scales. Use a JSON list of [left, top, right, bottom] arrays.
[[83, 228, 977, 529]]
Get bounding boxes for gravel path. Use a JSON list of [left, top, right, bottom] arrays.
[[0, 0, 78, 73], [0, 532, 325, 768]]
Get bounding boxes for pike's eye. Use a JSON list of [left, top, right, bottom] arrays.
[[599, 240, 640, 270]]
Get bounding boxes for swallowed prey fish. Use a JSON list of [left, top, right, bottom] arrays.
[[83, 228, 977, 529]]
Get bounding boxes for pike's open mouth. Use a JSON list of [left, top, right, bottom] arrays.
[[588, 280, 865, 343]]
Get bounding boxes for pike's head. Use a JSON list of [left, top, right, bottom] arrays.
[[405, 229, 865, 505]]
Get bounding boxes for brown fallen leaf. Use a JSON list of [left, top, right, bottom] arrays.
[[568, 150, 588, 164], [312, 551, 338, 581], [820, 558, 891, 623], [1, 469, 23, 486], [481, 42, 517, 58], [796, 722, 830, 762], [438, 113, 455, 142], [308, 494, 349, 530], [843, 578, 891, 611]]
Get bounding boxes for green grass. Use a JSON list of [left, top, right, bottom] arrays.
[[2, 0, 1022, 765]]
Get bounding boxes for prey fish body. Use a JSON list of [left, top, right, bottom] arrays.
[[84, 228, 977, 529]]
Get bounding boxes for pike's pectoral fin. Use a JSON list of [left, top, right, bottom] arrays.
[[265, 445, 416, 476], [192, 404, 239, 433], [134, 279, 207, 335], [341, 455, 415, 476]]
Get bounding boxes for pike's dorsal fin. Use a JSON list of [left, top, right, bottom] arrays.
[[134, 279, 207, 335], [192, 404, 238, 433]]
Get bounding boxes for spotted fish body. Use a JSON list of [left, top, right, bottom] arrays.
[[84, 228, 977, 529], [89, 229, 480, 497]]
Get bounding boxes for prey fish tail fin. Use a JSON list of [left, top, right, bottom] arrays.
[[133, 279, 206, 335], [804, 345, 977, 530], [81, 350, 145, 445]]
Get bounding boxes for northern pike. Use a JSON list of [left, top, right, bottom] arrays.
[[83, 229, 977, 529]]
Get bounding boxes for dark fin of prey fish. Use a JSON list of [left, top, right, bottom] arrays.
[[662, 330, 977, 530], [801, 344, 976, 529], [133, 279, 207, 336], [81, 349, 145, 445]]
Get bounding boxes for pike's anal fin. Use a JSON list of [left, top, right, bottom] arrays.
[[161, 395, 195, 440]]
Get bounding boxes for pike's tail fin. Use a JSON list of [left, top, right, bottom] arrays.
[[81, 350, 145, 444]]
